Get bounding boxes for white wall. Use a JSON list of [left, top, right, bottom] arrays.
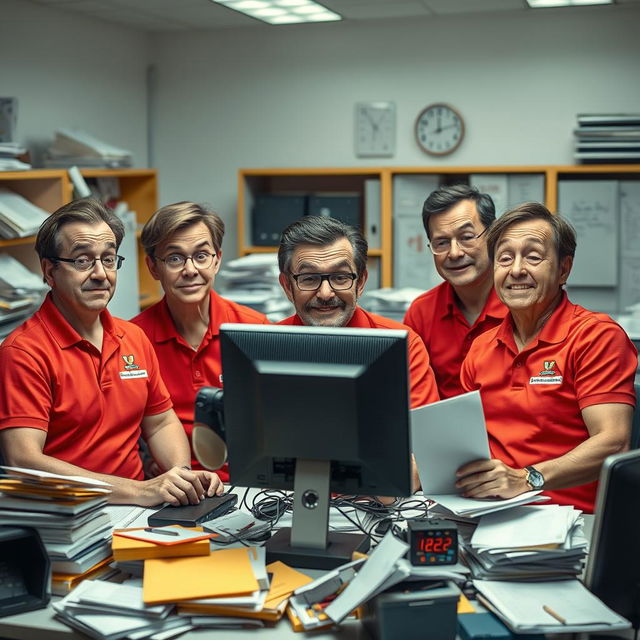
[[0, 0, 150, 166], [151, 6, 640, 257]]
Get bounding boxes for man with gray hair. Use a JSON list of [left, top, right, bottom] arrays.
[[0, 198, 223, 506], [277, 215, 439, 410]]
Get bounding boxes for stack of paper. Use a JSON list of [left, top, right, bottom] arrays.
[[0, 187, 49, 238], [574, 113, 640, 163], [474, 579, 631, 634], [44, 129, 133, 169], [0, 466, 114, 578], [53, 580, 189, 640], [112, 526, 213, 562], [360, 287, 425, 322], [0, 142, 30, 171], [462, 504, 587, 581], [217, 252, 293, 320], [429, 492, 550, 520]]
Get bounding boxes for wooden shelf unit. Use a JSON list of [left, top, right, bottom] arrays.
[[238, 165, 640, 287], [0, 168, 161, 309]]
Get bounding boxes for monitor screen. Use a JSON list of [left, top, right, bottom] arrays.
[[220, 323, 412, 498], [585, 448, 640, 631]]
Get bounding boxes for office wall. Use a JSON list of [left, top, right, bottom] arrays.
[[0, 0, 150, 166], [151, 6, 640, 258]]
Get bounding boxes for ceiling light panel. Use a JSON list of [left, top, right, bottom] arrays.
[[210, 0, 342, 23], [527, 0, 612, 6]]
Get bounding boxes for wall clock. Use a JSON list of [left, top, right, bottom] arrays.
[[415, 103, 464, 156], [355, 101, 396, 157]]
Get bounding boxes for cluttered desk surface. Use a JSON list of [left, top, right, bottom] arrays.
[[0, 472, 626, 640]]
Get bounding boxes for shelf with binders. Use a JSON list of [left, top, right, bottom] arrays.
[[0, 168, 161, 312]]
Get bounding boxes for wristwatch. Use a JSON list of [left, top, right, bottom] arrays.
[[525, 466, 545, 490]]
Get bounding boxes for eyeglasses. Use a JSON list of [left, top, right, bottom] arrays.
[[45, 254, 125, 271], [428, 227, 488, 256], [291, 272, 357, 292], [156, 251, 216, 271]]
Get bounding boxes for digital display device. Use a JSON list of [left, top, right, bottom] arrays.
[[585, 448, 640, 635], [407, 519, 458, 566], [199, 323, 413, 569]]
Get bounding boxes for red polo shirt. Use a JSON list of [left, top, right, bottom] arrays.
[[0, 294, 172, 480], [279, 306, 440, 409], [461, 293, 637, 513], [404, 281, 507, 399], [131, 290, 268, 479]]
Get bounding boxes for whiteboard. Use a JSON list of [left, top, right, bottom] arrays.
[[558, 180, 618, 287]]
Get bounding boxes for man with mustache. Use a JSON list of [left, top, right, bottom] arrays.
[[404, 185, 508, 398], [0, 198, 223, 506], [277, 215, 439, 410]]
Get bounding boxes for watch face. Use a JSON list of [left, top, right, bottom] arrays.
[[355, 101, 396, 157], [526, 466, 544, 489], [415, 103, 464, 156]]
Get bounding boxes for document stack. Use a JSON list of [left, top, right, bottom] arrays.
[[0, 142, 30, 171], [462, 504, 587, 581], [44, 128, 133, 168], [217, 252, 293, 320], [54, 580, 190, 640], [0, 254, 47, 339], [0, 466, 115, 593], [574, 113, 640, 163], [0, 188, 49, 238], [360, 287, 424, 323]]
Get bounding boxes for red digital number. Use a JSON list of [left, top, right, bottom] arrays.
[[433, 537, 443, 552], [442, 537, 452, 552]]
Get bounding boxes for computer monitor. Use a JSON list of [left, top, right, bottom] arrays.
[[584, 449, 640, 634], [197, 323, 413, 569]]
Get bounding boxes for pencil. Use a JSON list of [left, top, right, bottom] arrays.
[[543, 605, 566, 624]]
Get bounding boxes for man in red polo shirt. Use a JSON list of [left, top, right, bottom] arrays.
[[0, 199, 222, 507], [131, 202, 268, 480], [456, 203, 636, 513], [277, 215, 439, 411], [404, 185, 507, 398]]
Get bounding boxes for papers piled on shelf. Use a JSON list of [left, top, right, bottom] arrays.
[[574, 113, 640, 163], [360, 287, 425, 321], [217, 252, 293, 320], [0, 466, 114, 577], [474, 578, 631, 634], [0, 187, 49, 238], [462, 504, 587, 581], [0, 142, 30, 171], [44, 128, 133, 169]]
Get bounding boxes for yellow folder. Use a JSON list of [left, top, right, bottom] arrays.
[[112, 528, 211, 562], [143, 547, 259, 605]]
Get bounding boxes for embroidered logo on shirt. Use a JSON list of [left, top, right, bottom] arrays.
[[530, 360, 562, 385], [122, 354, 140, 370]]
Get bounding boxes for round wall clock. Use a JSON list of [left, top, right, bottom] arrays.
[[415, 103, 465, 156]]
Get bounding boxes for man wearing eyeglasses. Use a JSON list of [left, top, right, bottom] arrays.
[[0, 198, 223, 506], [404, 185, 508, 399], [277, 215, 439, 411], [131, 202, 268, 479]]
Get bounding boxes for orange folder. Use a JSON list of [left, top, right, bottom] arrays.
[[143, 547, 259, 605], [112, 528, 211, 562]]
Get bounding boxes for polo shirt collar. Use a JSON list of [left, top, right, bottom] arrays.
[[495, 290, 573, 351], [153, 290, 227, 344], [441, 281, 506, 323], [39, 292, 121, 349]]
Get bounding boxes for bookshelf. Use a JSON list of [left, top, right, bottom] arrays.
[[0, 168, 161, 310], [238, 165, 640, 288]]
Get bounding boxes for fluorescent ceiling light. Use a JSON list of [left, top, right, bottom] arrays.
[[210, 0, 342, 24], [527, 0, 612, 6]]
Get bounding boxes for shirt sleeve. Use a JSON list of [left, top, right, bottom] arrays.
[[570, 320, 637, 410], [140, 335, 174, 417], [0, 345, 52, 431], [460, 343, 480, 393], [407, 330, 440, 408]]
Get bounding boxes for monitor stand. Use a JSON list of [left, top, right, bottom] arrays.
[[265, 459, 370, 570]]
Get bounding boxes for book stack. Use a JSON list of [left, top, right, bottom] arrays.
[[0, 466, 115, 593], [574, 114, 640, 163], [0, 187, 49, 238], [461, 504, 587, 581]]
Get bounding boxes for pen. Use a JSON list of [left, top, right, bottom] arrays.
[[543, 605, 566, 624], [144, 527, 180, 536]]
